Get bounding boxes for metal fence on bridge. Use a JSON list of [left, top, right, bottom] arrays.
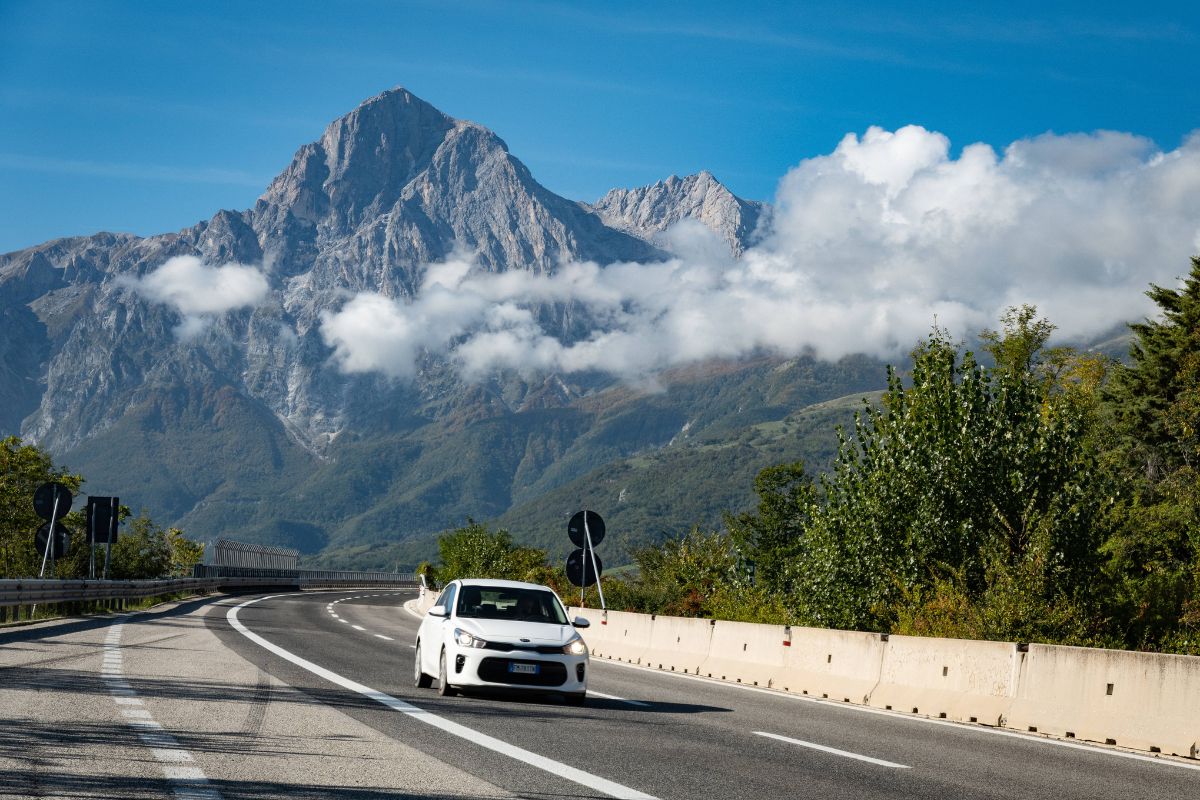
[[1, 538, 417, 623]]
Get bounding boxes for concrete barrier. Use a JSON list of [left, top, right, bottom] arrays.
[[773, 626, 886, 704], [580, 609, 654, 665], [568, 606, 612, 653], [554, 600, 1200, 761], [639, 615, 714, 674], [413, 589, 440, 615], [1006, 644, 1200, 758], [698, 620, 788, 687], [868, 635, 1021, 725]]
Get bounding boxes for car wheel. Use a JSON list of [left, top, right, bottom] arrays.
[[413, 642, 432, 688], [565, 691, 586, 706], [437, 649, 457, 697]]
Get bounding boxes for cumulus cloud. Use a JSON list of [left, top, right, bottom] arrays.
[[320, 125, 1200, 380], [120, 255, 270, 338]]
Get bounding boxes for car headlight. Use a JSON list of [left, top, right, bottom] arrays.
[[563, 637, 588, 656], [454, 628, 488, 648]]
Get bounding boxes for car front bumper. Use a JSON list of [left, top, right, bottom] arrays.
[[447, 646, 588, 692]]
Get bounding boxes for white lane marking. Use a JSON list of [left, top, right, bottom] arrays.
[[586, 690, 651, 708], [374, 634, 394, 641], [104, 621, 225, 797], [755, 731, 910, 769], [591, 658, 1200, 773], [337, 619, 349, 624], [228, 596, 657, 800], [351, 625, 366, 631]]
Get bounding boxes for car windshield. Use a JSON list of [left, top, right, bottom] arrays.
[[455, 586, 568, 625]]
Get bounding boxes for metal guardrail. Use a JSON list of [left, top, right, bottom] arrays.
[[0, 573, 420, 623], [192, 565, 417, 583]]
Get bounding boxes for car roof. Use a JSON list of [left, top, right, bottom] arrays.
[[454, 578, 554, 591]]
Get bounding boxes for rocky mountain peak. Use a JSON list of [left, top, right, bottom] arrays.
[[591, 171, 766, 256], [257, 87, 458, 227], [252, 86, 658, 278]]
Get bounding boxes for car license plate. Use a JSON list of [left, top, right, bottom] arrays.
[[508, 663, 539, 675]]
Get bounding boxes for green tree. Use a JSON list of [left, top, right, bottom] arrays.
[[433, 520, 548, 585], [106, 513, 174, 579], [1101, 256, 1200, 652], [0, 436, 84, 578], [793, 311, 1113, 636], [724, 462, 817, 597]]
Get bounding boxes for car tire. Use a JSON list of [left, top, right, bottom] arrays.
[[437, 649, 457, 697], [413, 642, 432, 688], [565, 691, 586, 706]]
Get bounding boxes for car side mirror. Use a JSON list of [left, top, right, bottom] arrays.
[[572, 617, 591, 628], [428, 605, 448, 618]]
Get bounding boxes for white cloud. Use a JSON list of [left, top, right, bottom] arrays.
[[120, 255, 269, 338], [318, 125, 1200, 381]]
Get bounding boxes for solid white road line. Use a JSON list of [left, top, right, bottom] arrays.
[[755, 731, 910, 769], [228, 596, 657, 800], [586, 690, 651, 708], [591, 657, 1200, 773]]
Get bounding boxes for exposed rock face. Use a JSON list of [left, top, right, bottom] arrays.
[[0, 87, 777, 552], [591, 170, 766, 256]]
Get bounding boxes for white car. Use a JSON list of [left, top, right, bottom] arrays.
[[413, 578, 591, 704]]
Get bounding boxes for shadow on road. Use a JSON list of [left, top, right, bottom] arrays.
[[0, 768, 532, 800], [0, 594, 221, 646]]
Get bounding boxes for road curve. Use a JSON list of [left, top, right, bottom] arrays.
[[210, 590, 1200, 800]]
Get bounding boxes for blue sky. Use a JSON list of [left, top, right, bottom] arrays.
[[1, 0, 1197, 254]]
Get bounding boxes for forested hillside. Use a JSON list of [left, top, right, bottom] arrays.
[[423, 260, 1200, 656]]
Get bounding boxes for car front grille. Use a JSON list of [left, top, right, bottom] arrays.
[[482, 641, 563, 655], [478, 657, 568, 686]]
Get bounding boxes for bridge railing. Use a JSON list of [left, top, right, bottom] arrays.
[[0, 572, 418, 624]]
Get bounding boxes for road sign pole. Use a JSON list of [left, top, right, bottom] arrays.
[[583, 512, 605, 610], [88, 500, 95, 580], [38, 495, 60, 578], [104, 498, 117, 579]]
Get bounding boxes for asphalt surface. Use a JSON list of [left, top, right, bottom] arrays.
[[208, 590, 1200, 800]]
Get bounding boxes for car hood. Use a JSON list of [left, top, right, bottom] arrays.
[[454, 618, 576, 645]]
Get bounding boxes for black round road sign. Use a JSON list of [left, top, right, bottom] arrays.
[[567, 510, 605, 548], [35, 522, 71, 561], [34, 482, 74, 521], [566, 548, 603, 587]]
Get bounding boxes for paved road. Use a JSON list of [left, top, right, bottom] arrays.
[[0, 594, 508, 799], [210, 590, 1200, 800]]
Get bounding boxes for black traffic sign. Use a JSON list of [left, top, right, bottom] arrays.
[[87, 496, 120, 544], [567, 510, 605, 548], [565, 548, 603, 587], [35, 522, 71, 561], [34, 482, 74, 521]]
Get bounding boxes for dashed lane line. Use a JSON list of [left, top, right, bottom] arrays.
[[585, 690, 651, 708], [229, 595, 657, 800], [755, 731, 910, 769], [103, 621, 223, 799]]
